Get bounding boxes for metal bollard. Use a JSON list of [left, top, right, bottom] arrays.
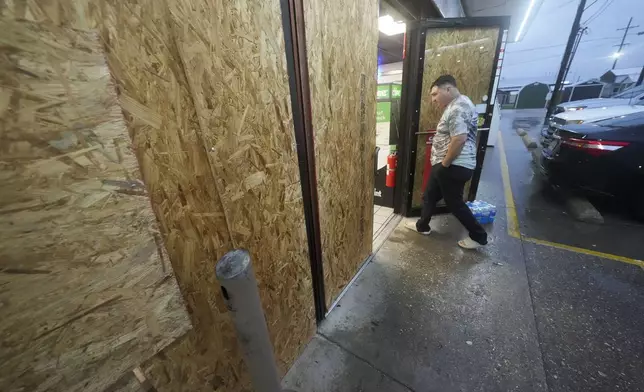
[[215, 250, 292, 392]]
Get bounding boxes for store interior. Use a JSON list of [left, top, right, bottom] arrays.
[[372, 0, 507, 241], [371, 1, 407, 247]]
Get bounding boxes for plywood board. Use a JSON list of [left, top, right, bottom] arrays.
[[1, 0, 317, 391], [412, 27, 499, 207], [305, 0, 379, 305], [97, 0, 316, 390], [0, 17, 190, 392]]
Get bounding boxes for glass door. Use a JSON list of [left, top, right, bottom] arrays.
[[396, 17, 509, 216]]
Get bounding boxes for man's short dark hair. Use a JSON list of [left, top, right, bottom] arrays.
[[431, 75, 457, 89]]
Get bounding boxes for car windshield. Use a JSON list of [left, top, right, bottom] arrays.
[[613, 85, 644, 99]]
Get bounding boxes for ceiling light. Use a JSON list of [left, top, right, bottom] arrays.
[[479, 46, 485, 49], [515, 0, 537, 42], [379, 15, 406, 36]]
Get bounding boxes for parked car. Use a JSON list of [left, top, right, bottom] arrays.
[[555, 84, 644, 114], [541, 103, 644, 146], [540, 111, 644, 219]]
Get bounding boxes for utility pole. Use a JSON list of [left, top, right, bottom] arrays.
[[545, 0, 587, 123], [613, 17, 639, 69], [564, 26, 588, 83], [632, 30, 644, 86], [636, 66, 644, 87]]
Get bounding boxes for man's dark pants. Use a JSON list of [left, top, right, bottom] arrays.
[[416, 163, 488, 245]]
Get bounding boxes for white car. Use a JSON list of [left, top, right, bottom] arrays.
[[556, 84, 644, 113], [554, 104, 644, 124], [541, 103, 644, 145]]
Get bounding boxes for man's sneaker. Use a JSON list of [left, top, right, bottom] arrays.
[[405, 221, 431, 235], [458, 237, 486, 249]]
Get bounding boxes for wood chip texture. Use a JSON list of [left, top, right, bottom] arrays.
[[98, 0, 315, 391], [2, 0, 316, 391], [305, 0, 379, 306], [412, 27, 499, 207], [0, 16, 190, 392]]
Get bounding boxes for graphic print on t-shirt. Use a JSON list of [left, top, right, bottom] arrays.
[[430, 95, 478, 169]]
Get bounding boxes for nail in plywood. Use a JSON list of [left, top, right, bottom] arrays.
[[412, 27, 499, 207], [0, 17, 190, 392], [305, 0, 379, 305]]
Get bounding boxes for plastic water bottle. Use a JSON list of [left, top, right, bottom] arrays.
[[468, 200, 496, 224]]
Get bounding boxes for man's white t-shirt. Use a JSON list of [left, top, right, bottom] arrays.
[[430, 95, 478, 169]]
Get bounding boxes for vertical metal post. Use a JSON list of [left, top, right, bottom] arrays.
[[215, 250, 282, 392], [544, 0, 587, 123]]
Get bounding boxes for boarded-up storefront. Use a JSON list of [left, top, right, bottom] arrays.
[[0, 1, 378, 391]]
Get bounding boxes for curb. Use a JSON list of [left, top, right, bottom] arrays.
[[521, 134, 538, 149], [564, 195, 605, 224], [515, 128, 537, 149], [530, 148, 541, 165]]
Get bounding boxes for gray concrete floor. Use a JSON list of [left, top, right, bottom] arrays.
[[283, 110, 644, 392]]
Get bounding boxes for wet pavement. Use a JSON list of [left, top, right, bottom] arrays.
[[283, 110, 644, 392], [501, 109, 644, 259]]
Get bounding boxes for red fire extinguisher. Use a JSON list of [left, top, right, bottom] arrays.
[[386, 152, 397, 188]]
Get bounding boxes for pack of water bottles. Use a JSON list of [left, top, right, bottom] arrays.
[[466, 200, 497, 224]]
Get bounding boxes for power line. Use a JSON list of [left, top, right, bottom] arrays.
[[544, 0, 576, 11], [584, 0, 600, 10], [506, 36, 622, 53], [504, 39, 621, 66], [562, 26, 588, 82], [503, 53, 565, 67], [582, 0, 608, 24], [583, 0, 614, 25], [504, 40, 644, 70]]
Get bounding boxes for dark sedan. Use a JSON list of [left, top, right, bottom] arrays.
[[540, 111, 644, 219]]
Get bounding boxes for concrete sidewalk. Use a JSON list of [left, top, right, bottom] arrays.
[[282, 117, 644, 392], [284, 212, 548, 392]]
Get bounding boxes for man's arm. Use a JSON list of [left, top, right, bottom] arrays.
[[441, 134, 467, 167]]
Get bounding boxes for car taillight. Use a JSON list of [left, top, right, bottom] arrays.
[[561, 137, 630, 156]]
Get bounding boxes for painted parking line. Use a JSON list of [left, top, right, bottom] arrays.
[[497, 131, 644, 269], [497, 131, 520, 239], [523, 236, 644, 268]]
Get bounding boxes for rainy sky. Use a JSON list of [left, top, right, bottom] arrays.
[[501, 0, 644, 86]]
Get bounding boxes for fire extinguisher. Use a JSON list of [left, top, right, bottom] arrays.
[[386, 152, 397, 188]]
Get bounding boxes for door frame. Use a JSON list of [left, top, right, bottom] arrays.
[[394, 17, 510, 217], [280, 0, 327, 323]]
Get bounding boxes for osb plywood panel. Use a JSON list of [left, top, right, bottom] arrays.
[[305, 0, 379, 305], [0, 17, 190, 392], [1, 0, 316, 391], [98, 1, 315, 391], [412, 27, 498, 207]]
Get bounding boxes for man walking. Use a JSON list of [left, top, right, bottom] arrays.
[[406, 75, 488, 249]]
